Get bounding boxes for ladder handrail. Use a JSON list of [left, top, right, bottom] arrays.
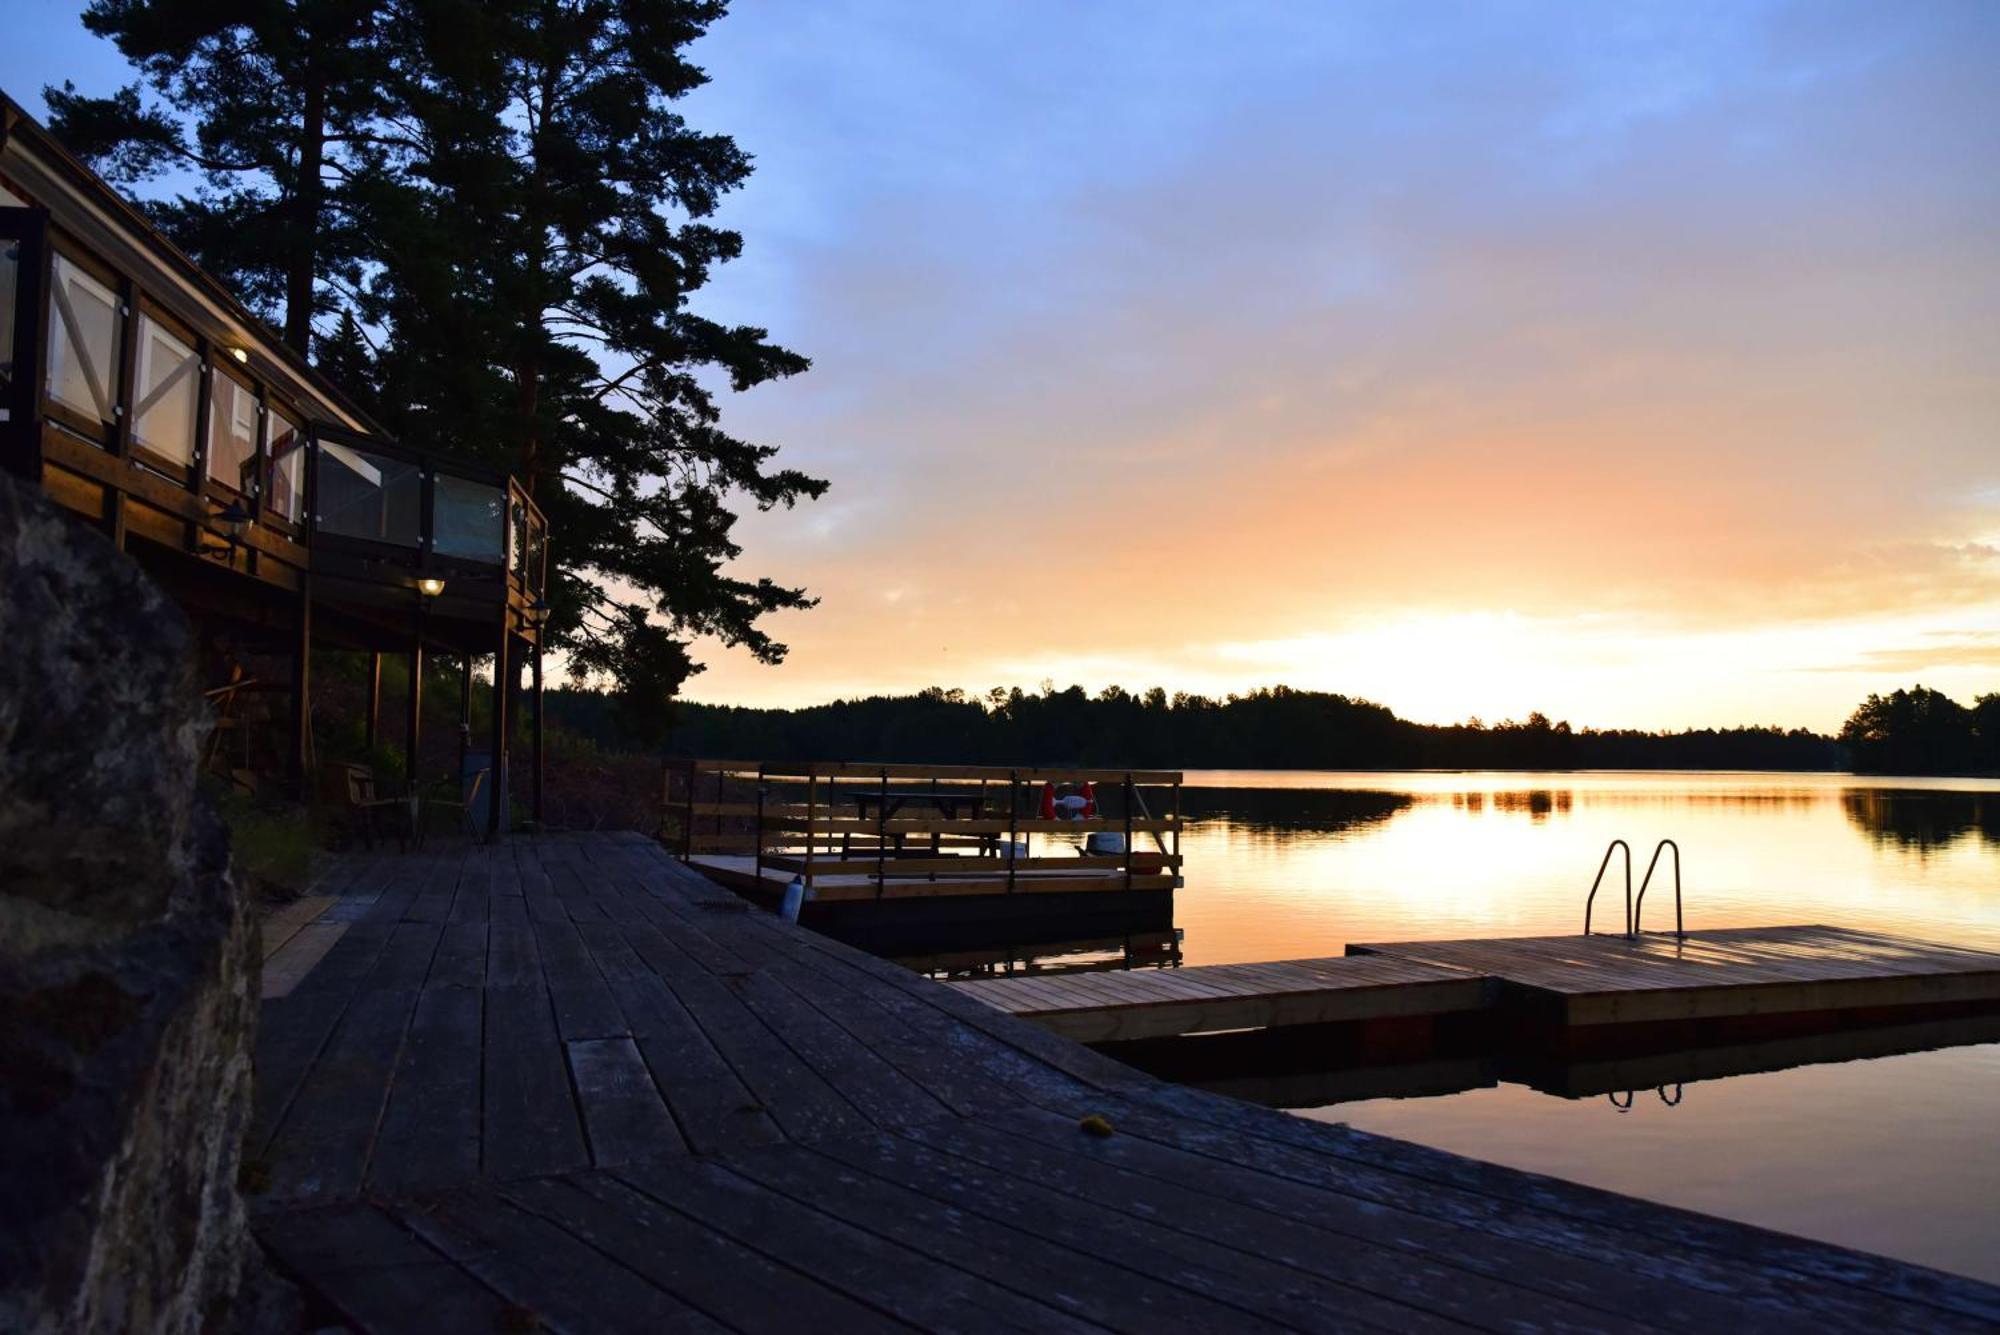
[[1634, 838, 1684, 939], [1584, 839, 1633, 937]]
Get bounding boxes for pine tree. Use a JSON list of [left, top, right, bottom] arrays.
[[44, 0, 394, 353], [364, 0, 826, 699], [52, 0, 827, 707]]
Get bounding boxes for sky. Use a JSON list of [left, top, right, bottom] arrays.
[[6, 1, 1999, 730]]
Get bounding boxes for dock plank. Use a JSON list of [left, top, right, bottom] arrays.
[[253, 837, 2000, 1333]]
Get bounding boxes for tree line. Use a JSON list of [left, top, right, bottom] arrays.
[[544, 682, 1892, 771]]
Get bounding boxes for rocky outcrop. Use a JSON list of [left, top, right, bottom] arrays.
[[0, 474, 263, 1333]]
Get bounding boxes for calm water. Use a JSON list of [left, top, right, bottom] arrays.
[[1168, 770, 2000, 1283]]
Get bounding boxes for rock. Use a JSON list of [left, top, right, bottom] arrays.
[[0, 474, 268, 1333]]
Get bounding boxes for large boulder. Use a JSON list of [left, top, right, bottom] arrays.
[[0, 473, 264, 1333]]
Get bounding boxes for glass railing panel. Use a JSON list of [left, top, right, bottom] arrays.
[[132, 313, 198, 466], [434, 471, 506, 563], [46, 253, 121, 436], [316, 439, 421, 545]]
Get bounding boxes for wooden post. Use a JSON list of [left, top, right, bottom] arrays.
[[803, 773, 817, 892], [364, 651, 381, 751], [1123, 773, 1134, 891], [486, 622, 511, 840], [404, 637, 423, 790], [289, 575, 312, 800], [680, 762, 696, 860], [456, 654, 471, 787], [875, 767, 888, 900], [754, 765, 766, 884], [531, 642, 544, 830], [1006, 771, 1018, 894]]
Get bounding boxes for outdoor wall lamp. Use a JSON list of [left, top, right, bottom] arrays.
[[416, 576, 447, 599], [227, 346, 249, 364], [527, 597, 551, 628], [192, 498, 252, 562]]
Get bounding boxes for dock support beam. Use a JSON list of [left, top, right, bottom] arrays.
[[404, 637, 423, 791], [487, 623, 512, 840], [531, 642, 544, 830], [289, 575, 312, 800], [364, 651, 381, 750], [457, 654, 471, 792]]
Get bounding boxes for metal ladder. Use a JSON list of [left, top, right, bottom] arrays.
[[1585, 838, 1685, 939]]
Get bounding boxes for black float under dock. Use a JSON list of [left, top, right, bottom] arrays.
[[252, 834, 2000, 1331]]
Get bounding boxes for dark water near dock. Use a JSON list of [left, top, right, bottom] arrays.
[[1164, 771, 2000, 1282]]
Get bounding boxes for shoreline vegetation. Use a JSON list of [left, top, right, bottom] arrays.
[[542, 682, 2000, 778]]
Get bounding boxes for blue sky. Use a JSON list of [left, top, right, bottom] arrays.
[[7, 3, 1999, 726]]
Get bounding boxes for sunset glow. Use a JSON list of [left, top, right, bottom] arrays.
[[663, 1, 2000, 728]]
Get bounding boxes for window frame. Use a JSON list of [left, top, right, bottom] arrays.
[[126, 294, 204, 483], [40, 237, 128, 448], [260, 391, 309, 536], [202, 357, 262, 505]]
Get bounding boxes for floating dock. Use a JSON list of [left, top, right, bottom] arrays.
[[951, 925, 2000, 1040], [673, 759, 1184, 954], [250, 835, 2000, 1330]]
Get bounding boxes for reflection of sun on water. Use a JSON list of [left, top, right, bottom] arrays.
[[1172, 771, 2000, 965]]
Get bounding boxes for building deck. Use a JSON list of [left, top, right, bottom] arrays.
[[251, 835, 2000, 1332]]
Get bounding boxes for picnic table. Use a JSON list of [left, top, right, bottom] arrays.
[[844, 790, 988, 858]]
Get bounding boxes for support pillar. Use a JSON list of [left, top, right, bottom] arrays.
[[457, 654, 472, 790], [405, 638, 424, 791], [364, 651, 381, 750], [531, 643, 545, 830], [289, 575, 312, 800], [487, 622, 512, 840]]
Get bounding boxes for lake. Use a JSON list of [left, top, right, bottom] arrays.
[[1162, 770, 2000, 1283]]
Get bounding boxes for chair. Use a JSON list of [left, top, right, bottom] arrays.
[[323, 762, 415, 849], [416, 768, 489, 846]]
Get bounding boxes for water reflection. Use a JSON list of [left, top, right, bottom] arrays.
[[1177, 785, 1410, 831], [896, 929, 1182, 980], [1842, 788, 2000, 853]]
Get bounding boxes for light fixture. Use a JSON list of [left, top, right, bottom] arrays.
[[216, 498, 251, 539], [528, 597, 551, 628], [193, 498, 253, 562], [417, 576, 446, 598], [227, 346, 249, 364]]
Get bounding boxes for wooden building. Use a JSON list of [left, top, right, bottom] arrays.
[[0, 91, 548, 833]]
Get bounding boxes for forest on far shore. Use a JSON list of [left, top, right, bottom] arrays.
[[540, 681, 2000, 776]]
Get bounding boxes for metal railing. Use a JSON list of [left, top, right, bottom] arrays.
[[1586, 838, 1686, 939]]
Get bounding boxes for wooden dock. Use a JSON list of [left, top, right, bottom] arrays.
[[953, 925, 2000, 1042], [251, 835, 2000, 1331], [948, 954, 1491, 1042], [1352, 925, 2000, 1025]]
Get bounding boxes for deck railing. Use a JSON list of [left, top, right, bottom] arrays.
[[662, 759, 1184, 898]]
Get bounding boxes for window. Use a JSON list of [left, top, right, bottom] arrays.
[[46, 253, 122, 434], [207, 369, 259, 493], [266, 407, 305, 522], [433, 472, 505, 561], [316, 440, 421, 545], [131, 313, 199, 466]]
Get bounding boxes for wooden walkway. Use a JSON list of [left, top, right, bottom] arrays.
[[251, 835, 2000, 1332]]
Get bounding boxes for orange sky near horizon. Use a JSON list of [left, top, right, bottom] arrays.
[[662, 2, 2000, 732]]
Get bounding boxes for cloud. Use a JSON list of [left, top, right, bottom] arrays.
[[671, 1, 2000, 728]]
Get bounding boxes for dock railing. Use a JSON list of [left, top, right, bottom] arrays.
[[662, 760, 1184, 899]]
